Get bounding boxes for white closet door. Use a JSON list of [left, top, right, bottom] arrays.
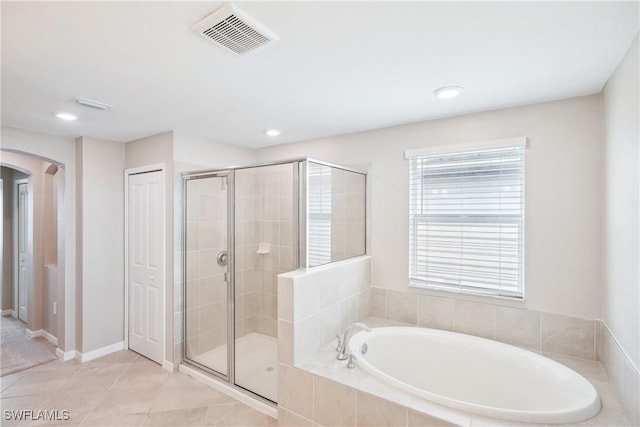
[[128, 171, 164, 364]]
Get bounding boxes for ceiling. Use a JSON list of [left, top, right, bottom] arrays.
[[2, 1, 638, 149]]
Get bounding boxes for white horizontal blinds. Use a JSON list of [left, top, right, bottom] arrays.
[[308, 163, 332, 266], [409, 146, 524, 298]]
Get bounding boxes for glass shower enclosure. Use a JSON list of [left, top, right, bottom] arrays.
[[182, 159, 366, 404]]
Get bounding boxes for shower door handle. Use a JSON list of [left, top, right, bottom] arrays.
[[217, 250, 228, 266]]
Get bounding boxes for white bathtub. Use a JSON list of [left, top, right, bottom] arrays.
[[349, 327, 600, 424]]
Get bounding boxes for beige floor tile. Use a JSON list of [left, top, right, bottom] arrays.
[[91, 384, 161, 416], [3, 350, 279, 427], [209, 387, 240, 406], [2, 370, 72, 398], [16, 410, 81, 427], [144, 406, 209, 426], [0, 394, 52, 427], [1, 382, 59, 400], [0, 371, 27, 392], [206, 402, 273, 426], [32, 360, 83, 375], [28, 389, 107, 426], [111, 360, 170, 390], [150, 375, 218, 412], [206, 403, 236, 426], [79, 413, 148, 426], [56, 363, 127, 395]]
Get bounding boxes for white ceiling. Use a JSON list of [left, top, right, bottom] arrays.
[[2, 1, 638, 148]]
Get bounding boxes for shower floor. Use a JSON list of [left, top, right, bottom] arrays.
[[195, 332, 278, 402]]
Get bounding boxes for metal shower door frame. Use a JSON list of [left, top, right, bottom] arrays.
[[182, 170, 235, 384]]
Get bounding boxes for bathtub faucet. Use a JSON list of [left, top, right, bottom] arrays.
[[336, 322, 370, 361]]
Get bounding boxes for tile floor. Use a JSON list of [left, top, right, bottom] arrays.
[[0, 350, 277, 427]]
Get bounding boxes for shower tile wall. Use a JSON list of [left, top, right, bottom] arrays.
[[184, 178, 228, 360], [235, 168, 260, 338], [257, 165, 294, 337], [236, 165, 294, 340]]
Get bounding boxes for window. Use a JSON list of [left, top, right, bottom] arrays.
[[406, 138, 526, 298], [308, 163, 332, 266]]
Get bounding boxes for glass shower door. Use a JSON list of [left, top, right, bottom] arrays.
[[184, 173, 230, 378]]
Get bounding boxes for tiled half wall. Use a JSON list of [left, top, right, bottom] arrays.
[[277, 255, 372, 365]]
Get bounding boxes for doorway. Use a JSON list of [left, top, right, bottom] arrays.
[[0, 157, 62, 375], [16, 179, 28, 322], [183, 172, 231, 377]]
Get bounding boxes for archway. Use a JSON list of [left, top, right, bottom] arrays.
[[1, 149, 68, 369]]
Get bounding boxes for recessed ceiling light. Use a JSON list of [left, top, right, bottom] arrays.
[[56, 112, 78, 121], [264, 129, 281, 137], [434, 86, 463, 99]]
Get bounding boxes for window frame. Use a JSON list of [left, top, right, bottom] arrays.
[[405, 137, 527, 300]]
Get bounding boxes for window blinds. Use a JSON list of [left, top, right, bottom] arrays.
[[308, 164, 332, 266], [408, 146, 525, 298]]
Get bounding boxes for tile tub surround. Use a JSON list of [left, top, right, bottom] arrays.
[[277, 317, 630, 427], [371, 288, 598, 360], [277, 255, 372, 364], [598, 322, 640, 426]]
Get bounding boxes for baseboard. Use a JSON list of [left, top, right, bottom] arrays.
[[26, 328, 41, 338], [55, 348, 77, 361], [78, 341, 125, 362], [162, 360, 174, 373], [25, 328, 58, 346], [41, 330, 58, 346], [1, 309, 13, 316]]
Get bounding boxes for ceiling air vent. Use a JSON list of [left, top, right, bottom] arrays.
[[191, 4, 279, 55]]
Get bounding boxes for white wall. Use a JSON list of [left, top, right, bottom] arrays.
[[77, 136, 125, 353], [258, 95, 604, 320], [173, 132, 256, 169], [602, 35, 639, 370]]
